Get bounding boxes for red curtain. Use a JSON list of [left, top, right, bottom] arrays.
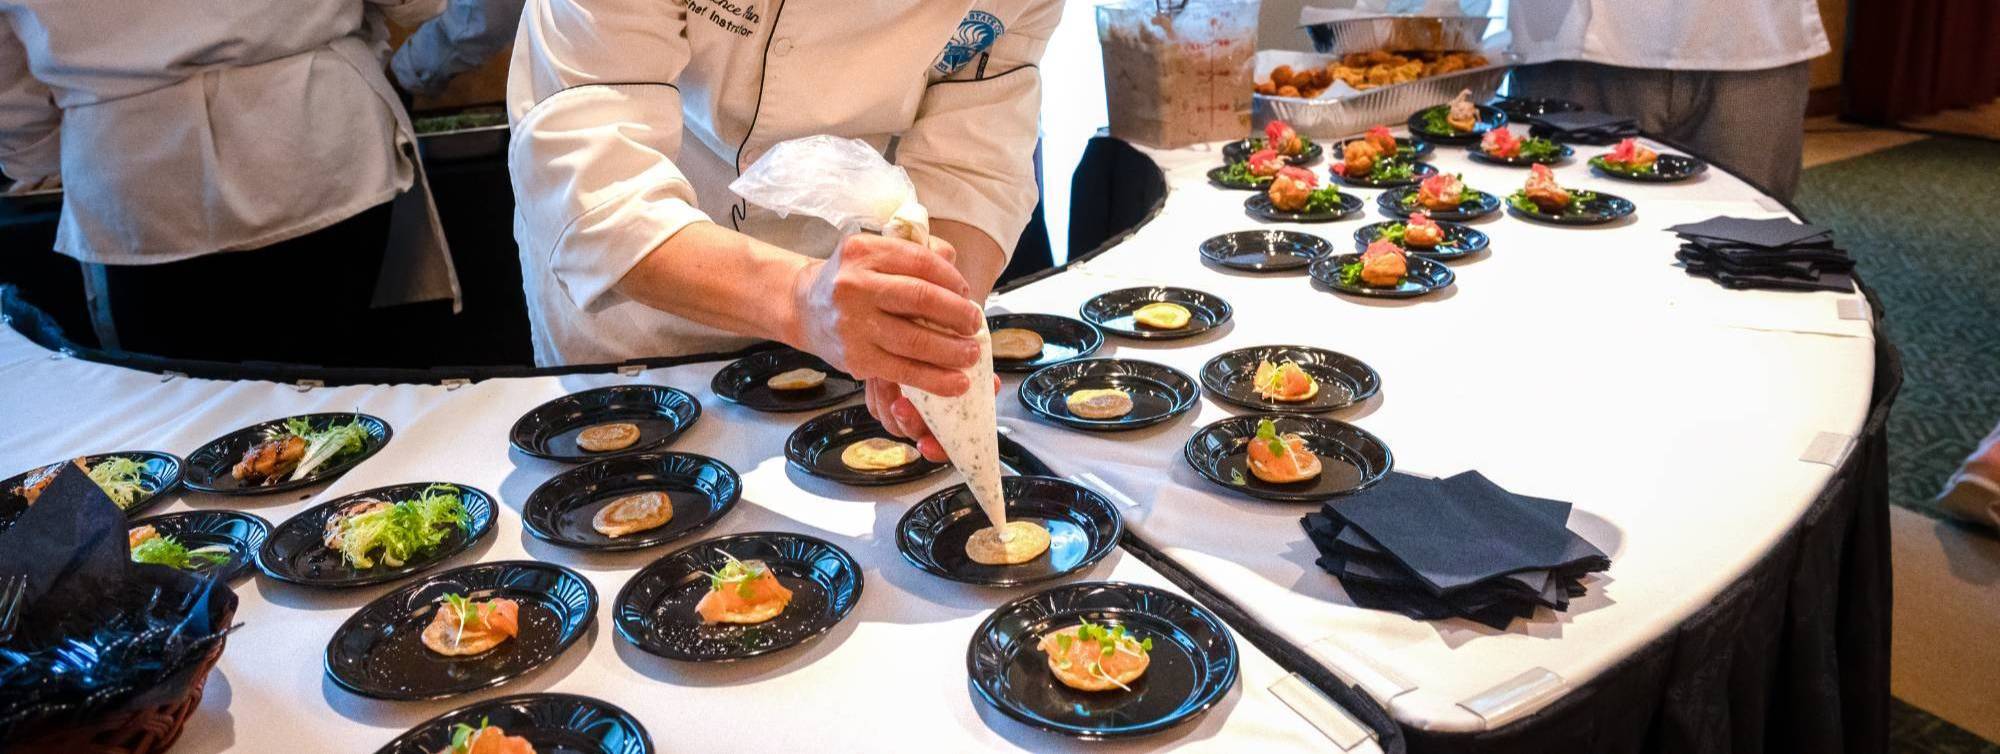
[[1842, 0, 2000, 122]]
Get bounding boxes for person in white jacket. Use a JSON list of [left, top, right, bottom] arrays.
[[391, 0, 527, 98], [509, 1, 1059, 457], [1505, 0, 1830, 200], [0, 0, 461, 364]]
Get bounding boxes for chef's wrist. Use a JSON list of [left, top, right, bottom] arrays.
[[779, 256, 825, 352]]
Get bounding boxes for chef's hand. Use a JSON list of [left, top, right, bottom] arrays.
[[791, 233, 983, 398], [870, 376, 1002, 462]]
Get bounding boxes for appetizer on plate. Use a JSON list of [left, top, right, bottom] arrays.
[[128, 525, 231, 570], [696, 551, 793, 624], [1132, 302, 1191, 330], [1251, 120, 1313, 158], [1340, 241, 1410, 288], [1065, 388, 1135, 420], [1508, 164, 1606, 217], [322, 484, 471, 569], [235, 416, 370, 485], [1596, 137, 1658, 174], [440, 718, 536, 754], [422, 593, 521, 657], [1414, 173, 1468, 212], [1039, 619, 1154, 692], [992, 327, 1046, 360], [840, 437, 920, 471], [1331, 137, 1421, 184], [1402, 213, 1444, 248], [1479, 129, 1563, 162], [592, 491, 673, 538], [1253, 360, 1319, 403], [766, 368, 827, 391], [1420, 89, 1481, 134], [1363, 125, 1400, 156], [1266, 167, 1348, 215], [1246, 418, 1323, 484], [12, 455, 149, 508], [575, 422, 641, 452], [965, 520, 1052, 566]]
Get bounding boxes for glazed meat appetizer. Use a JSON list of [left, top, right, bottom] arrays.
[[234, 434, 305, 483]]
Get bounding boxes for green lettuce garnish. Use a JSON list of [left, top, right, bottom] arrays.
[[1216, 161, 1270, 186], [1589, 156, 1655, 175], [280, 415, 371, 482], [87, 456, 147, 509], [1517, 137, 1563, 161], [448, 717, 493, 754], [1373, 223, 1409, 246], [1422, 107, 1455, 134], [130, 534, 231, 570], [1302, 186, 1348, 214], [330, 484, 468, 569]]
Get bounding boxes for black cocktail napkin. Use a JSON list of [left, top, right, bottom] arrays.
[[1299, 472, 1609, 629], [1668, 217, 1830, 249], [0, 464, 236, 735], [1671, 216, 1855, 293], [1527, 110, 1640, 144]]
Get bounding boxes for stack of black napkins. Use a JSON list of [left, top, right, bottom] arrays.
[[1300, 472, 1609, 629], [1669, 216, 1854, 293], [1526, 110, 1639, 145]]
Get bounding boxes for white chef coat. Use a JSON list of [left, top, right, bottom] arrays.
[[0, 0, 459, 307], [1506, 0, 1829, 71], [508, 0, 1058, 366]]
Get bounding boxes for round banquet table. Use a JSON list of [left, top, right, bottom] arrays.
[[0, 127, 1895, 754]]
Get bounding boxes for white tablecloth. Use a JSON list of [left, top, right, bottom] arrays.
[[0, 334, 1369, 753], [0, 127, 1875, 748]]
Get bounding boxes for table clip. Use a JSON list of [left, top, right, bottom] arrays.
[[48, 347, 74, 360], [1835, 298, 1869, 321], [1800, 431, 1857, 468], [1307, 635, 1415, 704], [1458, 667, 1565, 729], [160, 370, 187, 383], [291, 379, 324, 393], [616, 364, 646, 378], [1269, 673, 1376, 751], [440, 378, 471, 391]]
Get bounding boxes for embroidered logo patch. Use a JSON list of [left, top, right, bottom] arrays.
[[933, 10, 1005, 76]]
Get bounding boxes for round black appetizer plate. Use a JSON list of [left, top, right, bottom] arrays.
[[784, 406, 946, 487], [376, 693, 653, 754], [1330, 137, 1434, 162], [1199, 346, 1380, 414], [1376, 185, 1501, 221], [128, 509, 271, 583], [1334, 159, 1438, 189], [897, 476, 1122, 587], [523, 452, 741, 551], [184, 413, 390, 495], [1467, 142, 1574, 167], [1351, 220, 1488, 262], [1019, 359, 1200, 432], [1491, 96, 1581, 120], [327, 561, 597, 701], [1197, 230, 1331, 273], [1204, 166, 1271, 191], [1080, 287, 1231, 341], [1242, 191, 1363, 223], [709, 349, 862, 412], [510, 385, 702, 463], [1183, 413, 1393, 502], [0, 450, 183, 533], [1507, 191, 1637, 226], [614, 531, 862, 662], [1309, 253, 1456, 299], [257, 482, 495, 588], [1406, 104, 1508, 145], [988, 313, 1104, 374], [1221, 138, 1321, 166], [1588, 153, 1709, 183], [968, 581, 1238, 740]]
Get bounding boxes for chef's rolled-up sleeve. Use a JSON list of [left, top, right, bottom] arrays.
[[0, 17, 60, 183], [896, 2, 1062, 260], [507, 0, 708, 310]]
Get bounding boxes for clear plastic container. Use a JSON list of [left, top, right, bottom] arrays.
[[1097, 0, 1261, 149]]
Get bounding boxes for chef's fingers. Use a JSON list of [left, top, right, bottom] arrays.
[[857, 348, 970, 398], [924, 235, 959, 265], [873, 276, 983, 337], [875, 316, 979, 370], [915, 435, 947, 463], [890, 396, 930, 438], [866, 241, 973, 299], [864, 380, 898, 435]]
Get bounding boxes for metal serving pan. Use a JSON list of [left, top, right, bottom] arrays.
[[1249, 49, 1514, 141], [1303, 14, 1496, 55]]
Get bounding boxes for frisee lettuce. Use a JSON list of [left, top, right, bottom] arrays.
[[331, 484, 468, 569], [1374, 223, 1409, 246], [1517, 137, 1563, 161], [1302, 186, 1347, 214], [87, 456, 147, 509], [282, 416, 371, 482], [1216, 161, 1269, 186], [131, 535, 231, 570]]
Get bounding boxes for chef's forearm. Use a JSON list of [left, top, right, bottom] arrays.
[[613, 221, 811, 347], [931, 218, 1007, 301]]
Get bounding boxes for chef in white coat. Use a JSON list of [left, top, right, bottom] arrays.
[[1505, 0, 1829, 200], [510, 1, 1059, 457], [0, 0, 460, 364]]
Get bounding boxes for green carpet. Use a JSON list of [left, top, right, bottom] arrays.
[[1798, 136, 2000, 752], [1795, 136, 2000, 525]]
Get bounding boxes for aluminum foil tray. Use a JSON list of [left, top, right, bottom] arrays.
[[1303, 15, 1496, 55], [1250, 52, 1514, 141]]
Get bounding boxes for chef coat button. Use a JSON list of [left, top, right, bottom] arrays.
[[772, 37, 794, 56]]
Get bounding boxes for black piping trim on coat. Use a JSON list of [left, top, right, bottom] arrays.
[[728, 0, 787, 231]]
